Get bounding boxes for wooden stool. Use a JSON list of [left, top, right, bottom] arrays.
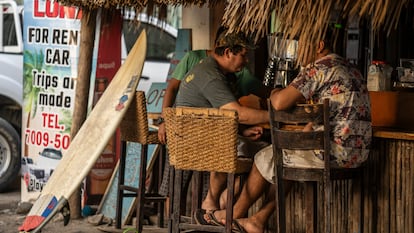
[[268, 99, 364, 233], [164, 107, 252, 233], [117, 91, 166, 232]]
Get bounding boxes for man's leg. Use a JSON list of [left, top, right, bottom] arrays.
[[201, 171, 227, 211], [234, 186, 276, 233], [219, 176, 241, 209], [234, 181, 292, 233], [209, 163, 270, 222]]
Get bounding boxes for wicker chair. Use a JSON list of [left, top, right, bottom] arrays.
[[117, 91, 166, 232], [164, 107, 252, 233], [268, 98, 364, 233]]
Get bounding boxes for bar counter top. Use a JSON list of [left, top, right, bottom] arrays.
[[373, 126, 414, 141]]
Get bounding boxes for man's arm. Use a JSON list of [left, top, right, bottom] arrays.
[[158, 78, 181, 144], [270, 85, 305, 110], [220, 101, 268, 125], [161, 78, 181, 112]]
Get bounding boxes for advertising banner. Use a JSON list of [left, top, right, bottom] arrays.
[[22, 0, 122, 204], [21, 0, 96, 201]]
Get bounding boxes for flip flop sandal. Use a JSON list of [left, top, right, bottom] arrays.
[[232, 219, 247, 233], [206, 210, 224, 226], [194, 209, 210, 225]]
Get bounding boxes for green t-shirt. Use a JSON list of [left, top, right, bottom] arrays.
[[172, 50, 207, 81], [172, 50, 263, 98]]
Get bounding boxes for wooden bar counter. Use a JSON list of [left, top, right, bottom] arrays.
[[276, 127, 414, 233], [364, 92, 414, 233], [279, 91, 414, 233], [363, 127, 414, 233]]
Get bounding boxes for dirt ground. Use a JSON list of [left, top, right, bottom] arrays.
[[0, 212, 106, 233], [0, 188, 166, 233], [0, 206, 107, 233]]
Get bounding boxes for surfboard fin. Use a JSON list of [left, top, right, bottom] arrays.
[[29, 197, 69, 233], [60, 201, 70, 226]]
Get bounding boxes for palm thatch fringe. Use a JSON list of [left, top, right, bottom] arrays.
[[222, 0, 412, 65], [222, 0, 275, 43], [57, 0, 412, 65], [56, 0, 220, 27], [56, 0, 220, 10]]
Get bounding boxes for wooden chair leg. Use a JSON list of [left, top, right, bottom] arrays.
[[224, 173, 235, 233], [116, 140, 127, 229], [316, 181, 324, 233], [305, 182, 315, 233], [167, 165, 175, 233], [157, 145, 166, 228], [135, 144, 148, 233], [172, 169, 183, 233], [191, 171, 203, 224], [324, 180, 331, 233], [275, 164, 285, 233]]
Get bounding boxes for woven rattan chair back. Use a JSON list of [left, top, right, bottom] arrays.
[[116, 91, 165, 233], [164, 107, 238, 172], [120, 91, 159, 145], [164, 107, 250, 233]]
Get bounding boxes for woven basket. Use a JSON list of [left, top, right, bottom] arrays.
[[164, 107, 239, 173]]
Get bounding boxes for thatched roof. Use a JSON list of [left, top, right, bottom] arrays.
[[56, 0, 216, 9], [57, 0, 412, 65], [223, 0, 413, 64]]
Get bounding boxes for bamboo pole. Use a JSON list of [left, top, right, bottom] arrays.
[[396, 140, 402, 232], [403, 140, 408, 233], [410, 142, 413, 233], [69, 8, 97, 219]]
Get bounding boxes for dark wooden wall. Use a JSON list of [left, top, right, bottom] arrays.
[[372, 8, 414, 78]]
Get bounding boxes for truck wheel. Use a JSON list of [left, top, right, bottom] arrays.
[[0, 117, 21, 192]]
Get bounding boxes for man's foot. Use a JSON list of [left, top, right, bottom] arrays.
[[234, 217, 264, 233], [194, 209, 210, 225], [205, 208, 246, 225], [205, 210, 224, 226], [200, 198, 220, 212], [205, 209, 226, 225], [232, 219, 247, 233]]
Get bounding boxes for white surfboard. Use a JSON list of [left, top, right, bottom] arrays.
[[19, 30, 147, 233]]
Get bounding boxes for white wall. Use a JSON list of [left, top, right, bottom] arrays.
[[182, 5, 211, 50]]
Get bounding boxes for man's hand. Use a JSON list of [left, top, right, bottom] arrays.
[[242, 126, 263, 141], [157, 122, 166, 144]]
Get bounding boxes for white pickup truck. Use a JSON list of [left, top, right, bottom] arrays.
[[0, 0, 176, 192], [0, 0, 23, 192]]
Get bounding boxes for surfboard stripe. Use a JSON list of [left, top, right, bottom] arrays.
[[18, 216, 45, 232], [41, 196, 58, 217], [19, 30, 147, 232], [19, 195, 58, 231]]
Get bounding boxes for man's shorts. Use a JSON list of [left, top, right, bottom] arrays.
[[237, 136, 270, 158], [254, 145, 326, 184]]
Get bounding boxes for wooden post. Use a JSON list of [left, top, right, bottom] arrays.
[[69, 9, 97, 219]]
